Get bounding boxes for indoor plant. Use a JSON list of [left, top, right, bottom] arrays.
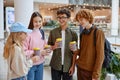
[[101, 53, 120, 80]]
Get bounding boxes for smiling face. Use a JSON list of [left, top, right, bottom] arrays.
[[77, 18, 89, 28], [33, 16, 43, 29], [28, 12, 43, 30], [75, 10, 94, 28], [57, 14, 69, 28]]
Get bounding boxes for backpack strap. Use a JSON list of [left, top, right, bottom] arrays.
[[80, 29, 84, 41], [39, 29, 45, 40]]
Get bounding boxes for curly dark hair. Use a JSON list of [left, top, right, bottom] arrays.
[[57, 8, 71, 18]]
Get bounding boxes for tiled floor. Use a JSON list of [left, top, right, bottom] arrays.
[[0, 60, 7, 80], [43, 66, 77, 80], [43, 66, 51, 80]]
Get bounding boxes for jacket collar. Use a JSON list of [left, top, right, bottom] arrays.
[[58, 27, 69, 32]]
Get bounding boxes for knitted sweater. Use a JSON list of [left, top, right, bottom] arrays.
[[76, 27, 105, 79]]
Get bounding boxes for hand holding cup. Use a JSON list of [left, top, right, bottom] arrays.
[[69, 41, 77, 51], [33, 48, 40, 56], [31, 56, 40, 63], [44, 45, 52, 53], [56, 38, 62, 48]]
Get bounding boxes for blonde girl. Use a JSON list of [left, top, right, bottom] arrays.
[[3, 22, 40, 80]]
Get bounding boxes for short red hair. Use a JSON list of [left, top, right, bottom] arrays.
[[75, 9, 94, 24]]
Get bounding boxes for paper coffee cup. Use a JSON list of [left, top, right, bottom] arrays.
[[56, 38, 62, 48], [33, 48, 40, 56], [70, 41, 77, 51], [44, 45, 51, 53]]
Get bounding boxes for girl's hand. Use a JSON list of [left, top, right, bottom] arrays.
[[31, 56, 40, 63], [41, 50, 51, 56], [41, 50, 46, 56]]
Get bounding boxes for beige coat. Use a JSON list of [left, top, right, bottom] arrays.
[[7, 43, 33, 80]]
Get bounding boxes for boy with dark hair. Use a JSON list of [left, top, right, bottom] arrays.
[[48, 9, 78, 80], [57, 9, 71, 18]]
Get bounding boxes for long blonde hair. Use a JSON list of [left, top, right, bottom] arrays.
[[3, 32, 23, 59]]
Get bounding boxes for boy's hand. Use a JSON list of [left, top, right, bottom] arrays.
[[52, 41, 59, 50], [69, 66, 75, 76]]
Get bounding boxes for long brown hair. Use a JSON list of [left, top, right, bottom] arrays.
[[28, 11, 43, 30], [3, 32, 23, 59]]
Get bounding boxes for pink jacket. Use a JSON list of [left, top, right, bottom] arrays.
[[23, 29, 46, 65]]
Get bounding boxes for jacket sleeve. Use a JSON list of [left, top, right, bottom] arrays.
[[47, 30, 54, 45], [11, 46, 33, 77], [72, 31, 78, 46], [23, 34, 34, 57], [92, 30, 105, 79]]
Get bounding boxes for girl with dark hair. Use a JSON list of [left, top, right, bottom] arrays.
[[24, 11, 48, 80]]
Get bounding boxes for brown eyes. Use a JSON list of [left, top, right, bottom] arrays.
[[57, 17, 68, 19], [34, 21, 42, 23]]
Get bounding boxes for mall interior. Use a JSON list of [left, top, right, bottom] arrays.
[[0, 0, 120, 80]]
